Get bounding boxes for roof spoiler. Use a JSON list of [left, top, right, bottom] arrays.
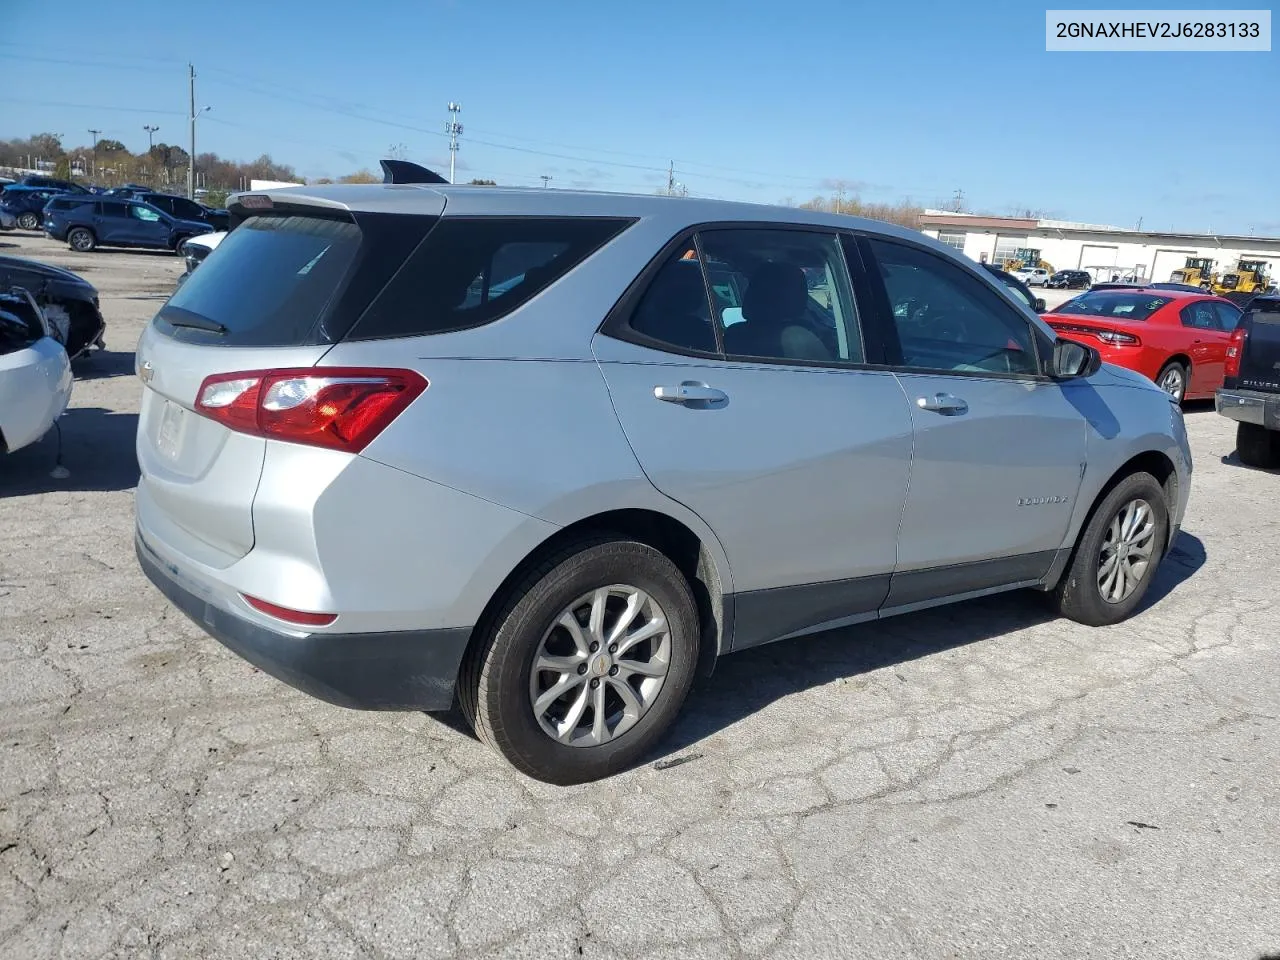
[[380, 159, 449, 185]]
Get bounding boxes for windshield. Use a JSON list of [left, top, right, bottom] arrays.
[[1052, 291, 1171, 321]]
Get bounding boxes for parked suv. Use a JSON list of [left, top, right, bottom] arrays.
[[1047, 270, 1091, 290], [130, 191, 230, 231], [1217, 294, 1280, 467], [135, 184, 1192, 784], [1014, 266, 1050, 286], [44, 196, 213, 252], [1, 186, 62, 230], [18, 175, 90, 194]]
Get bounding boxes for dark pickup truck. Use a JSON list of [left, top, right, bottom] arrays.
[[1217, 294, 1280, 467]]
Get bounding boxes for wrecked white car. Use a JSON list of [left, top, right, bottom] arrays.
[[0, 288, 73, 455], [0, 255, 106, 360]]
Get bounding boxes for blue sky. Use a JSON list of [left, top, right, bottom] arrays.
[[2, 0, 1276, 234]]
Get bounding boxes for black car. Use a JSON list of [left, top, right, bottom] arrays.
[[0, 254, 106, 358], [131, 191, 230, 231], [979, 262, 1046, 313], [1217, 294, 1280, 468], [1046, 269, 1091, 289]]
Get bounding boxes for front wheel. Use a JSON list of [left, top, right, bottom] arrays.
[[67, 227, 96, 252], [16, 211, 39, 231], [1236, 422, 1280, 469], [460, 537, 700, 785], [1156, 361, 1187, 402], [1053, 472, 1169, 626]]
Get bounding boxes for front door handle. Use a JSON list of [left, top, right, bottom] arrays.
[[654, 381, 728, 405], [916, 392, 968, 415]]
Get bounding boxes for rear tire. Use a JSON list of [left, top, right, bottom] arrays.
[[460, 536, 700, 785], [1053, 472, 1169, 626], [1236, 422, 1280, 469], [1155, 361, 1187, 402], [67, 227, 96, 252], [16, 211, 39, 231]]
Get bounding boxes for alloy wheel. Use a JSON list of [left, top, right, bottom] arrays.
[[529, 584, 671, 747], [1158, 366, 1184, 401], [1097, 497, 1157, 604]]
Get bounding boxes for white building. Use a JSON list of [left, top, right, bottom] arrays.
[[919, 210, 1280, 286]]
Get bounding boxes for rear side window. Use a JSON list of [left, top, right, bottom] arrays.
[[161, 214, 363, 346], [348, 217, 632, 340]]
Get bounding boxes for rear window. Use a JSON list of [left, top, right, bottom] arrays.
[[1052, 291, 1171, 321], [159, 214, 364, 346], [347, 216, 633, 341]]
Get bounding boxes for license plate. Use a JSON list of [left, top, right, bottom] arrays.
[[156, 400, 188, 459], [1265, 398, 1280, 431]]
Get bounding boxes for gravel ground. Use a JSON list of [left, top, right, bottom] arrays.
[[1, 231, 1277, 960]]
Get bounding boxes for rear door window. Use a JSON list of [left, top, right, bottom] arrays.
[[100, 201, 129, 218]]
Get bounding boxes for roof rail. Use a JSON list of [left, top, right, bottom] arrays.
[[379, 159, 449, 185]]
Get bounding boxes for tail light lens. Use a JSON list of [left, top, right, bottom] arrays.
[[241, 594, 336, 627], [1097, 329, 1141, 345], [195, 367, 427, 453], [1224, 326, 1247, 378]]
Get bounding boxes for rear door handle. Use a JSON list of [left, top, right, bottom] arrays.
[[916, 392, 968, 415], [654, 381, 728, 405]]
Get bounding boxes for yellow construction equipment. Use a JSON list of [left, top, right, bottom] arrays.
[[1169, 257, 1216, 289], [1002, 247, 1055, 274], [1213, 259, 1274, 296]]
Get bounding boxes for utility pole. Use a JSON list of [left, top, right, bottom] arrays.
[[445, 102, 463, 184], [835, 184, 845, 214], [144, 124, 159, 151], [1136, 216, 1143, 231], [950, 188, 964, 213], [667, 161, 675, 196], [187, 65, 211, 200], [540, 175, 552, 188], [87, 129, 101, 178]]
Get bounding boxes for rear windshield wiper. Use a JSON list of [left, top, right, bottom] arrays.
[[161, 308, 228, 334]]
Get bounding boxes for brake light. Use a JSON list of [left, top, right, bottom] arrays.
[[1097, 329, 1141, 345], [242, 594, 337, 627], [1224, 326, 1248, 378], [194, 367, 427, 453]]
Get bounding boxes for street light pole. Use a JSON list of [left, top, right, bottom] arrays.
[[187, 66, 211, 199], [87, 129, 101, 178]]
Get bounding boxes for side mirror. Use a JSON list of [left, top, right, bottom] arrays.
[[1034, 297, 1046, 313], [1050, 338, 1101, 379]]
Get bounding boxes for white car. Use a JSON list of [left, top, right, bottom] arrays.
[[1014, 266, 1050, 287], [0, 289, 73, 454], [179, 231, 226, 280]]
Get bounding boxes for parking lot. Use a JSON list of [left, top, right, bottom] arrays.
[[2, 231, 1278, 959]]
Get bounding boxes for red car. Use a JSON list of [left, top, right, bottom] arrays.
[[1042, 288, 1243, 401]]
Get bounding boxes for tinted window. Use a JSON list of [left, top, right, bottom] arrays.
[[170, 197, 207, 220], [1053, 290, 1171, 321], [700, 228, 864, 364], [1180, 300, 1220, 330], [100, 201, 129, 218], [348, 216, 632, 341], [161, 214, 363, 346], [869, 239, 1039, 375], [628, 244, 718, 354]]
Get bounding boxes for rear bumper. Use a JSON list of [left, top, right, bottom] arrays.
[[1216, 387, 1271, 427], [136, 529, 470, 711]]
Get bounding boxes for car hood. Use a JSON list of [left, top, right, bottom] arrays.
[[0, 254, 98, 302], [174, 218, 216, 233], [184, 230, 227, 252]]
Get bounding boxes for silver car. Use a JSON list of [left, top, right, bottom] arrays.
[[135, 184, 1192, 784]]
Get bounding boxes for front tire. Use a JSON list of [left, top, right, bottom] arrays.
[[67, 227, 96, 252], [460, 537, 700, 785], [1155, 361, 1187, 402], [1236, 422, 1280, 469], [1053, 472, 1169, 626], [16, 211, 39, 231]]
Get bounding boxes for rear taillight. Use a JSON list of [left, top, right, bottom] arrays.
[[1224, 326, 1247, 378], [1097, 329, 1141, 345], [194, 368, 427, 453]]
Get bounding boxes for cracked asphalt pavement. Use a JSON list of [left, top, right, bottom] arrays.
[[2, 234, 1278, 959]]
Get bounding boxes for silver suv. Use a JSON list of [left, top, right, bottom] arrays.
[[135, 182, 1191, 784]]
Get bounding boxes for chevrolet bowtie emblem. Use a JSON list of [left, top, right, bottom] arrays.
[[139, 360, 155, 384]]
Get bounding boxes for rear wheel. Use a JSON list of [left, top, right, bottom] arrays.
[[1236, 422, 1280, 469], [16, 211, 39, 231], [67, 227, 96, 252], [1155, 361, 1187, 402], [1053, 472, 1169, 626], [460, 537, 700, 785]]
